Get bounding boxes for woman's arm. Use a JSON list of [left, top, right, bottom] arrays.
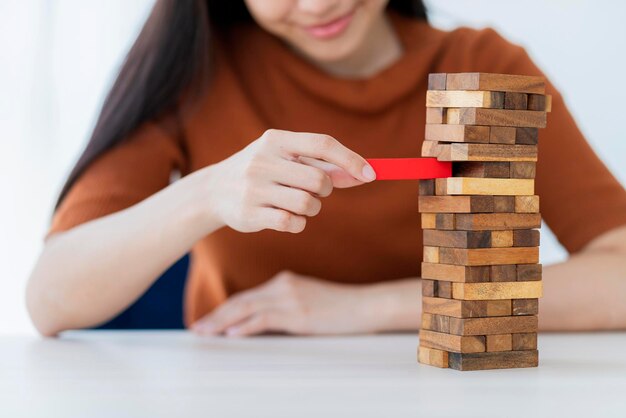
[[27, 129, 375, 337]]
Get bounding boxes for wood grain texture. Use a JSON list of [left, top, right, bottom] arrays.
[[515, 127, 539, 145], [419, 179, 435, 196], [422, 313, 450, 333], [513, 229, 540, 247], [449, 315, 538, 336], [487, 334, 513, 352], [452, 281, 543, 300], [439, 247, 539, 266], [421, 263, 490, 283], [424, 124, 490, 143], [441, 178, 534, 196], [418, 345, 449, 368], [493, 196, 516, 213], [426, 90, 504, 108], [491, 230, 514, 247], [423, 230, 491, 248], [422, 296, 512, 318], [436, 214, 456, 230], [439, 143, 538, 162], [421, 213, 436, 229], [427, 73, 447, 90], [515, 195, 540, 213], [489, 126, 517, 144], [517, 264, 542, 281], [453, 161, 510, 178], [512, 299, 539, 315], [437, 280, 452, 298], [418, 196, 495, 213], [490, 265, 517, 282], [527, 94, 551, 111], [504, 92, 528, 110], [510, 162, 536, 179], [512, 333, 537, 350], [445, 73, 545, 94], [448, 350, 538, 370], [421, 140, 441, 158], [426, 107, 446, 124], [422, 279, 436, 297], [446, 108, 547, 128], [423, 246, 440, 263], [419, 329, 486, 353], [453, 213, 542, 230]]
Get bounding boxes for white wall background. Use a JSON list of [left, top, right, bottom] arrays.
[[1, 0, 624, 335]]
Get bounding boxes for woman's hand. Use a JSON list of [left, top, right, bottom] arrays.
[[199, 129, 376, 234], [190, 270, 421, 337]]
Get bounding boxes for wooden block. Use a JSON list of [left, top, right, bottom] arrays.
[[513, 229, 540, 247], [422, 279, 436, 297], [491, 230, 513, 247], [448, 350, 538, 370], [515, 195, 540, 213], [418, 196, 494, 213], [424, 124, 490, 143], [452, 281, 543, 300], [449, 315, 538, 336], [441, 143, 538, 162], [515, 127, 539, 145], [440, 178, 534, 196], [436, 214, 455, 230], [512, 333, 537, 350], [489, 126, 516, 144], [423, 230, 491, 249], [504, 92, 528, 110], [490, 265, 517, 282], [454, 162, 510, 178], [420, 329, 486, 353], [422, 312, 451, 333], [512, 299, 539, 315], [434, 178, 448, 195], [421, 213, 436, 229], [486, 334, 513, 352], [439, 247, 539, 266], [437, 280, 452, 298], [423, 246, 440, 263], [517, 264, 542, 281], [493, 196, 516, 212], [446, 108, 547, 128], [418, 345, 449, 368], [510, 162, 536, 179], [454, 213, 542, 230], [426, 90, 504, 108], [428, 73, 447, 90], [527, 94, 551, 112], [426, 107, 446, 124], [445, 73, 545, 94], [423, 296, 511, 318], [421, 140, 441, 158], [421, 263, 490, 283], [419, 179, 435, 196]]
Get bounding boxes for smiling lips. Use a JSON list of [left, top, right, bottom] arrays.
[[303, 11, 355, 40]]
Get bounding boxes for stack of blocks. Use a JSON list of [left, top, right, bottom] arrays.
[[417, 73, 551, 371]]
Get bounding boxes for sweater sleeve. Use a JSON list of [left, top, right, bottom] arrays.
[[445, 28, 626, 253], [49, 121, 186, 236]]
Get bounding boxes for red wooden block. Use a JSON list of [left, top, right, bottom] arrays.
[[366, 158, 452, 180]]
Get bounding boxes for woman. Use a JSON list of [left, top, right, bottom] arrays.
[[27, 0, 626, 337]]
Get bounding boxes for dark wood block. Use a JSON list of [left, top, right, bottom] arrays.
[[445, 73, 545, 94], [510, 162, 536, 179], [449, 315, 538, 336], [516, 127, 539, 145], [448, 350, 538, 370], [512, 299, 539, 315], [490, 265, 517, 282], [512, 333, 537, 350], [453, 161, 510, 178], [418, 195, 495, 213], [517, 264, 542, 281], [504, 92, 528, 110], [513, 229, 540, 247]]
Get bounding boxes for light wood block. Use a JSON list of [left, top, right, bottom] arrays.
[[422, 313, 450, 333], [421, 213, 436, 229], [445, 73, 545, 94], [491, 230, 514, 247], [439, 247, 539, 266], [426, 107, 446, 124], [419, 329, 485, 353], [426, 90, 504, 108], [447, 108, 547, 128], [423, 230, 491, 249], [448, 350, 538, 370], [421, 263, 490, 283], [512, 333, 537, 350], [452, 281, 543, 300], [422, 296, 512, 318], [515, 195, 540, 213], [418, 345, 449, 368], [453, 213, 542, 230], [449, 315, 538, 336], [418, 195, 495, 213], [428, 73, 447, 90], [436, 143, 538, 162], [440, 178, 534, 196], [421, 140, 441, 158], [487, 334, 513, 352], [424, 124, 490, 143], [423, 246, 440, 263], [512, 299, 539, 315]]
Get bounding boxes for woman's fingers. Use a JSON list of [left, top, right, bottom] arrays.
[[263, 185, 322, 217], [192, 292, 271, 335], [297, 156, 366, 189], [272, 159, 334, 197], [224, 312, 283, 337], [263, 130, 376, 183]]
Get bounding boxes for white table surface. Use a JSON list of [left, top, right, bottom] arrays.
[[1, 331, 625, 417]]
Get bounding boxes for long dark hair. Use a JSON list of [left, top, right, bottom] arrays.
[[56, 0, 427, 208]]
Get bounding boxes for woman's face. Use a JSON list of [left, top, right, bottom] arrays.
[[243, 0, 390, 63]]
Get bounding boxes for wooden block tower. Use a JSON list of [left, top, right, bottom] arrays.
[[417, 73, 551, 371]]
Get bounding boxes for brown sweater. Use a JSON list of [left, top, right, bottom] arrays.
[[51, 12, 626, 326]]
